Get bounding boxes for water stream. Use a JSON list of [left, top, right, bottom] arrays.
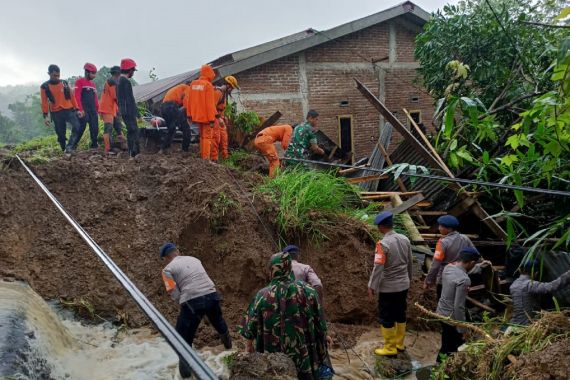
[[0, 281, 438, 379]]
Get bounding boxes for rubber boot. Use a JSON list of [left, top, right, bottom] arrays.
[[374, 326, 397, 356], [395, 322, 406, 352], [178, 358, 193, 379], [220, 331, 232, 349], [117, 134, 128, 151]]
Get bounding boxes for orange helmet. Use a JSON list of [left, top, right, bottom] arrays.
[[224, 75, 239, 89]]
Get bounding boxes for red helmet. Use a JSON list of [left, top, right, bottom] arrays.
[[84, 62, 97, 72], [120, 58, 137, 71]]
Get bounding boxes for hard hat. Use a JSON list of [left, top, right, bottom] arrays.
[[84, 62, 97, 73], [110, 66, 121, 74], [437, 215, 459, 228], [120, 58, 137, 71], [374, 211, 393, 226], [224, 75, 239, 89]]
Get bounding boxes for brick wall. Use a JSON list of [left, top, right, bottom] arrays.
[[234, 15, 433, 160]]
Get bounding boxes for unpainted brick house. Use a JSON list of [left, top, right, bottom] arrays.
[[134, 1, 432, 161]]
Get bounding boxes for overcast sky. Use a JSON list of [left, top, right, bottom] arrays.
[[0, 0, 454, 86]]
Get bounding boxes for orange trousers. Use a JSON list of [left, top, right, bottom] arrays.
[[199, 123, 214, 160], [211, 118, 229, 161], [254, 134, 280, 177]]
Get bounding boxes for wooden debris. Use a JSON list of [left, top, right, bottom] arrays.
[[347, 174, 388, 184], [421, 233, 479, 239], [466, 296, 496, 314], [383, 194, 426, 215]]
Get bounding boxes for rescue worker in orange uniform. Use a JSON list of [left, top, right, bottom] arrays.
[[99, 66, 127, 154], [211, 76, 239, 161], [40, 64, 82, 153], [185, 64, 217, 160], [254, 124, 293, 177], [160, 83, 191, 153]]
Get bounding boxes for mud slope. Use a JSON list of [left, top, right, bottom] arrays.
[[0, 152, 393, 346]]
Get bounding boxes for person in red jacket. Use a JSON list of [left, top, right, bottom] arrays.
[[185, 64, 217, 160], [99, 66, 126, 154], [40, 64, 82, 153], [211, 76, 239, 161], [74, 63, 100, 149]]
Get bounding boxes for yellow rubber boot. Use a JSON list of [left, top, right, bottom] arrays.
[[374, 326, 397, 356], [395, 322, 406, 351]]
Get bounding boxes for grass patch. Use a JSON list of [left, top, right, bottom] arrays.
[[258, 166, 380, 243], [221, 149, 251, 170], [209, 191, 240, 233]]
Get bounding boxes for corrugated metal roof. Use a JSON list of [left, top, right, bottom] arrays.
[[133, 69, 199, 103], [134, 1, 429, 102]]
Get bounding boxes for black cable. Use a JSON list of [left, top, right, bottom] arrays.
[[282, 157, 570, 198], [15, 155, 218, 380]]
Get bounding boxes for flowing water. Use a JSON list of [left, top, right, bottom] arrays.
[[0, 281, 439, 379]]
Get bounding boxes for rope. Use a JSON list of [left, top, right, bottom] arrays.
[[15, 155, 217, 380], [282, 157, 570, 198]]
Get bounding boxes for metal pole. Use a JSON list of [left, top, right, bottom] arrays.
[[15, 155, 218, 380]]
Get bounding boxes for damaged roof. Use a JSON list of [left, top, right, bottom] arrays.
[[134, 1, 429, 102]]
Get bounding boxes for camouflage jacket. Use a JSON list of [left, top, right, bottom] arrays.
[[238, 253, 329, 379], [284, 122, 317, 161]]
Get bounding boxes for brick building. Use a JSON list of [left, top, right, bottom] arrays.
[[134, 1, 432, 160]]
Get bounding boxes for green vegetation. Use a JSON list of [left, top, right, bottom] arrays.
[[210, 192, 240, 233], [221, 352, 237, 370], [415, 0, 570, 257], [259, 167, 380, 243], [224, 100, 260, 133], [432, 311, 570, 380], [220, 149, 251, 170]]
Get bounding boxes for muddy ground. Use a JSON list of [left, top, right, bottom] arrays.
[[0, 150, 436, 350]]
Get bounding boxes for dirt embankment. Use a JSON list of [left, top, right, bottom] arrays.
[[0, 151, 432, 348]]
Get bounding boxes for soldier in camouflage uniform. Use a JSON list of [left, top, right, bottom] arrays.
[[284, 110, 325, 165], [239, 252, 333, 380]]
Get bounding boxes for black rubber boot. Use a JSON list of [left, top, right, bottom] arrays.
[[220, 331, 232, 349], [179, 359, 193, 379]]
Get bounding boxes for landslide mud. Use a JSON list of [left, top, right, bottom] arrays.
[[0, 151, 433, 348]]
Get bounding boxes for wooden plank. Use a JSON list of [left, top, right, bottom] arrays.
[[347, 174, 388, 184], [422, 233, 479, 239], [361, 191, 422, 196], [241, 111, 282, 147], [339, 164, 368, 175], [382, 194, 425, 215], [409, 211, 448, 216], [355, 79, 508, 240], [372, 200, 432, 207], [466, 296, 496, 314]]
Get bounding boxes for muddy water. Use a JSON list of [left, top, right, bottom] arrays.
[[0, 281, 439, 379]]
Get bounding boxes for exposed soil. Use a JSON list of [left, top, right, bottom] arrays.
[[513, 337, 570, 380], [230, 353, 297, 380], [0, 150, 435, 352]]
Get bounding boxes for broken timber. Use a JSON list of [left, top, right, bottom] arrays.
[[383, 193, 425, 214], [240, 111, 282, 147], [354, 78, 507, 240]]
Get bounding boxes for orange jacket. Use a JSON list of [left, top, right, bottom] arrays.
[[185, 65, 216, 123], [163, 84, 189, 106], [40, 81, 79, 114], [214, 87, 227, 113], [259, 124, 293, 150], [99, 78, 118, 116]]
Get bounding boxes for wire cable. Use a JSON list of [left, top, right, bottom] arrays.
[[15, 154, 218, 380], [282, 157, 570, 198]]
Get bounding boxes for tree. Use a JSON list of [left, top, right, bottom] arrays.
[[415, 0, 570, 249], [415, 0, 566, 122], [0, 111, 22, 144], [8, 94, 49, 142]]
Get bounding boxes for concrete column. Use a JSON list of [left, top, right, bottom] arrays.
[[298, 52, 310, 117], [378, 68, 386, 133], [389, 22, 397, 64]]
